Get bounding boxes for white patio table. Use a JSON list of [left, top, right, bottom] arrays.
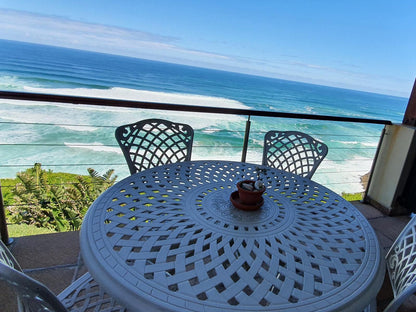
[[80, 160, 385, 312]]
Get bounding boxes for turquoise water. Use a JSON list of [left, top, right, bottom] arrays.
[[0, 39, 408, 193]]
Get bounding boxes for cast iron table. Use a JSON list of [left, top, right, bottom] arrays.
[[80, 160, 384, 311]]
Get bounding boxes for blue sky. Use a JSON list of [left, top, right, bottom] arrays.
[[0, 0, 414, 97]]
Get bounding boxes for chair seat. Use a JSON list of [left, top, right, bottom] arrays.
[[58, 272, 126, 312]]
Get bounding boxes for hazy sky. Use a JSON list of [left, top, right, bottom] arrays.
[[0, 1, 414, 97]]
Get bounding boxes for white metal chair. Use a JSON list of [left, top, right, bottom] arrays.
[[262, 130, 328, 179], [115, 118, 194, 174], [383, 215, 416, 312], [0, 240, 126, 312]]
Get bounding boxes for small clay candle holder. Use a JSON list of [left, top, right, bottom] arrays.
[[236, 180, 265, 206]]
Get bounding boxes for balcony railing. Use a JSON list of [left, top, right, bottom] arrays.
[[0, 90, 392, 244]]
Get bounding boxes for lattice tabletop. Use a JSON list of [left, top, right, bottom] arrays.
[[80, 161, 384, 312]]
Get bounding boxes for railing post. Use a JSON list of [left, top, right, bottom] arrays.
[[241, 115, 251, 162], [0, 180, 12, 245]]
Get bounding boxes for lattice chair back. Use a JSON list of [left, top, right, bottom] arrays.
[[384, 215, 416, 312], [262, 130, 328, 179], [0, 240, 126, 312], [115, 118, 194, 174], [0, 262, 69, 311], [0, 239, 22, 272]]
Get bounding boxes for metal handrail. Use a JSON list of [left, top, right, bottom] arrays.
[[0, 91, 392, 124], [0, 90, 393, 244]]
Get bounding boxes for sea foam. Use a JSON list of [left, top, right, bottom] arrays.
[[23, 86, 249, 109], [64, 142, 122, 154], [18, 86, 248, 130]]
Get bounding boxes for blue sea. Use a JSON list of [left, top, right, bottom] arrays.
[[0, 39, 409, 194]]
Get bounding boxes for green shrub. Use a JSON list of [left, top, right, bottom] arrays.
[[6, 163, 116, 231]]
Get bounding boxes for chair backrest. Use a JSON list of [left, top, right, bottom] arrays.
[[384, 215, 416, 312], [0, 240, 68, 312], [262, 130, 328, 179], [0, 239, 22, 272], [115, 119, 194, 174]]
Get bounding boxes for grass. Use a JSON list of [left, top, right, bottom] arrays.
[[342, 192, 363, 201], [7, 223, 56, 237]]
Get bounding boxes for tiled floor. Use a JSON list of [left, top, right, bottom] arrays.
[[1, 201, 415, 311]]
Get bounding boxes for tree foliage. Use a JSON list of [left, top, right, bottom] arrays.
[[8, 164, 117, 231]]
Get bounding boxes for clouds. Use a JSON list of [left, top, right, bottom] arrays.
[[0, 8, 412, 97], [0, 9, 228, 65]]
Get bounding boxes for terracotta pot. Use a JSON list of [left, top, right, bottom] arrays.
[[237, 180, 265, 205]]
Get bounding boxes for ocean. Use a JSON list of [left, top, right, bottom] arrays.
[[0, 39, 408, 194]]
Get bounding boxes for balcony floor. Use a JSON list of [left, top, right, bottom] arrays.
[[2, 201, 416, 311]]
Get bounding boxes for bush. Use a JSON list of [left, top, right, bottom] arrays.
[[7, 163, 116, 231]]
